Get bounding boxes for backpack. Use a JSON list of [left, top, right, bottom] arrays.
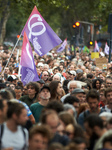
[[0, 124, 26, 150]]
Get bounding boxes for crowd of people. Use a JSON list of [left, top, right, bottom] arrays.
[[0, 44, 112, 150]]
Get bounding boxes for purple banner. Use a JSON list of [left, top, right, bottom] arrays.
[[20, 32, 39, 85], [21, 6, 62, 56]]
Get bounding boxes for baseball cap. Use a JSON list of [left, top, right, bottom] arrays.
[[76, 69, 83, 74], [37, 63, 44, 67], [71, 88, 85, 95], [68, 70, 76, 76], [37, 79, 45, 84], [40, 85, 50, 92]]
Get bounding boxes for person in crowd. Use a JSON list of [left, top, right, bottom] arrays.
[[40, 110, 70, 146], [105, 77, 112, 88], [78, 89, 105, 128], [20, 82, 40, 107], [30, 85, 51, 123], [71, 88, 85, 104], [92, 78, 103, 91], [61, 80, 81, 102], [64, 95, 80, 114], [84, 114, 107, 150], [29, 125, 52, 150], [99, 88, 106, 107], [0, 102, 28, 149], [104, 87, 112, 112], [0, 99, 8, 124], [49, 81, 63, 101]]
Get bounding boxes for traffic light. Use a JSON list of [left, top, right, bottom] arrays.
[[17, 35, 20, 38], [72, 22, 80, 29], [72, 22, 80, 35], [89, 41, 93, 46]]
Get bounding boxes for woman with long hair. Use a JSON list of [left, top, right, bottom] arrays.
[[49, 81, 63, 101]]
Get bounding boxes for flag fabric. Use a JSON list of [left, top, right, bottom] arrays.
[[20, 32, 39, 85], [56, 38, 67, 53], [104, 42, 109, 55], [94, 41, 99, 52], [21, 6, 62, 56], [83, 46, 90, 53]]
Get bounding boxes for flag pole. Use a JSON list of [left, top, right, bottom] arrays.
[[1, 34, 22, 76]]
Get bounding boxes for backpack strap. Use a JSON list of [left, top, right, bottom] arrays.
[[21, 127, 26, 150], [0, 124, 4, 150]]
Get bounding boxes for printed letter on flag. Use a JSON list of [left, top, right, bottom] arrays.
[[20, 32, 39, 85], [21, 6, 62, 56], [57, 38, 67, 53]]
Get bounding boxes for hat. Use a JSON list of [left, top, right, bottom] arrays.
[[40, 85, 50, 92], [40, 59, 45, 62], [68, 70, 76, 76], [37, 63, 44, 67], [37, 79, 45, 84], [7, 75, 18, 82], [60, 60, 64, 63], [76, 69, 83, 74], [71, 88, 85, 95]]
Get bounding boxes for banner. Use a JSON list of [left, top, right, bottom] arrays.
[[95, 57, 107, 69], [91, 52, 99, 59], [20, 32, 39, 85], [21, 6, 62, 56], [57, 38, 67, 53]]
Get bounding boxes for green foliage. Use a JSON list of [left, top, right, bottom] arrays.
[[1, 0, 112, 42]]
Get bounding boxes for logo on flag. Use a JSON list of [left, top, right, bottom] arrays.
[[57, 38, 67, 53], [20, 32, 39, 85], [21, 6, 62, 56]]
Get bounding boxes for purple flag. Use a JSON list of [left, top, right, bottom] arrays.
[[20, 32, 39, 85], [21, 6, 62, 56], [57, 38, 67, 53]]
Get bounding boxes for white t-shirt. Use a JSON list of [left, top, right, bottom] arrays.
[[1, 123, 28, 150]]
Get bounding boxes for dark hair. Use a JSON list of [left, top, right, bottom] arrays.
[[63, 80, 70, 94], [84, 114, 104, 129], [49, 81, 61, 100], [73, 137, 86, 144], [6, 87, 16, 98], [0, 89, 14, 100], [46, 100, 64, 113], [7, 102, 25, 119], [59, 112, 76, 126], [105, 87, 112, 98], [87, 74, 93, 79], [86, 89, 99, 102], [0, 99, 6, 110], [26, 82, 40, 94], [29, 125, 51, 140], [64, 96, 79, 104], [102, 134, 112, 147], [15, 86, 23, 90], [92, 78, 103, 89], [40, 110, 57, 124]]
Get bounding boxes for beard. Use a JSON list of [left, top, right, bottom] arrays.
[[40, 95, 50, 100]]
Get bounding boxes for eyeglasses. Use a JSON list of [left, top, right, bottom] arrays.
[[44, 74, 49, 76]]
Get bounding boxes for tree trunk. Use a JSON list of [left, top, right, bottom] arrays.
[[0, 1, 10, 45]]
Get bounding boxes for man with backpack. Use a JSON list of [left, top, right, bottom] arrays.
[[0, 102, 28, 150]]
